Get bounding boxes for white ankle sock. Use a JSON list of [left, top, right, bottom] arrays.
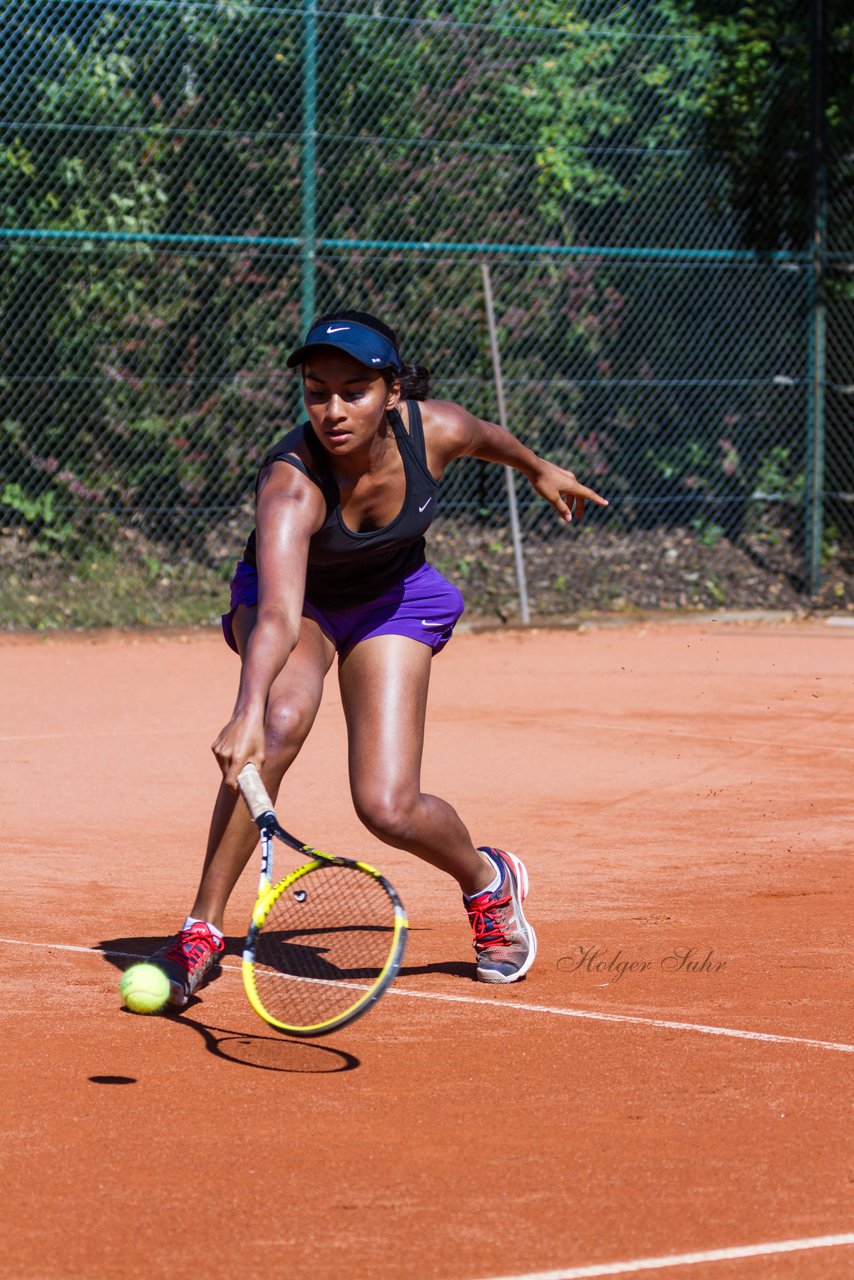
[[463, 853, 501, 902], [182, 915, 224, 941]]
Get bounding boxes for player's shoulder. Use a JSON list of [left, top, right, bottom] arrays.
[[419, 399, 480, 465], [262, 420, 313, 468], [419, 398, 474, 440], [257, 422, 321, 490], [256, 422, 326, 513]]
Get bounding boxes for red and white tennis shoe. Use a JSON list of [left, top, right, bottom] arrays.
[[151, 921, 225, 1007], [464, 847, 537, 983]]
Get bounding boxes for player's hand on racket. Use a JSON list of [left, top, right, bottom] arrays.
[[529, 459, 608, 523], [212, 709, 266, 790]]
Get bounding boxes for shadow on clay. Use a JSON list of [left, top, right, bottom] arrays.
[[96, 935, 361, 1074]]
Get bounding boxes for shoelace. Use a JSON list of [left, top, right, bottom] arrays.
[[465, 891, 513, 948], [161, 927, 219, 973]]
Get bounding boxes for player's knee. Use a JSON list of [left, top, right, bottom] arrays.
[[353, 787, 419, 845], [264, 696, 315, 761]]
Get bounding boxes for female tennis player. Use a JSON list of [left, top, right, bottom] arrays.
[[152, 310, 607, 1005]]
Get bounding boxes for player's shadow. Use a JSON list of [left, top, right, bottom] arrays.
[[392, 927, 477, 980], [99, 928, 476, 983], [398, 959, 474, 979], [96, 936, 361, 1075], [239, 924, 474, 982]]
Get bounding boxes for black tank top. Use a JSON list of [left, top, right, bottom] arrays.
[[242, 401, 439, 609]]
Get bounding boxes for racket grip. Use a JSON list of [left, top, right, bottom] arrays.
[[237, 762, 276, 824]]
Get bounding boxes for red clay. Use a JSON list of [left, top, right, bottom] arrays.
[[1, 620, 852, 1279]]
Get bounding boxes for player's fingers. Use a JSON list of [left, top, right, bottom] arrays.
[[243, 748, 266, 781], [228, 748, 267, 793], [212, 746, 236, 788], [222, 754, 250, 792], [211, 736, 240, 791], [576, 482, 608, 506]]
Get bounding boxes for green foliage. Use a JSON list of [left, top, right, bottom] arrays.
[[754, 446, 805, 504], [0, 0, 850, 616], [508, 1, 711, 235], [2, 481, 74, 549], [0, 545, 229, 630], [693, 521, 725, 548], [676, 0, 854, 250]]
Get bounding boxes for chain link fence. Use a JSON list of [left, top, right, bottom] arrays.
[[2, 1, 852, 629]]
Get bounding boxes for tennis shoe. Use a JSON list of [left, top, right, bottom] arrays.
[[150, 921, 225, 1008], [464, 847, 537, 984]]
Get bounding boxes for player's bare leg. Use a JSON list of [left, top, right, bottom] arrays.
[[338, 634, 495, 896], [188, 607, 336, 930], [339, 633, 536, 982], [149, 610, 336, 1006]]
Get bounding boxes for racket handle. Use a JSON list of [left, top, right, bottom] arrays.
[[237, 762, 276, 825]]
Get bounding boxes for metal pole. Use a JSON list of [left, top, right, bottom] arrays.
[[299, 0, 317, 338], [481, 262, 530, 624], [805, 0, 827, 595]]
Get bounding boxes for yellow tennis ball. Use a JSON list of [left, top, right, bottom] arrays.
[[119, 963, 171, 1015]]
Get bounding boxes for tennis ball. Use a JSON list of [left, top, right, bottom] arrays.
[[119, 963, 171, 1015]]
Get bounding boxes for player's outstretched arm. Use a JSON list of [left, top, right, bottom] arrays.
[[422, 400, 608, 524], [212, 463, 326, 788]]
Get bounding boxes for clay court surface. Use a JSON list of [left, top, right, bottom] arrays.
[[1, 619, 852, 1279]]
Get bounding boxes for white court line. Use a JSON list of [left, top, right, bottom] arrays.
[[381, 985, 854, 1053], [467, 1233, 854, 1280], [0, 937, 849, 1276], [1, 936, 852, 1055]]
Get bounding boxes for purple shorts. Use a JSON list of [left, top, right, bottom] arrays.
[[221, 560, 464, 657]]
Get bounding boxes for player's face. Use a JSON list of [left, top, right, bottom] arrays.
[[302, 349, 398, 454]]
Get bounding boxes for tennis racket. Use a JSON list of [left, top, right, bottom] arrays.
[[237, 762, 408, 1037]]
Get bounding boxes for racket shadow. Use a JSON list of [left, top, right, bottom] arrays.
[[178, 1014, 361, 1074], [96, 936, 362, 1074]]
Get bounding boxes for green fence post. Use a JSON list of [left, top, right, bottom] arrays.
[[805, 0, 828, 596]]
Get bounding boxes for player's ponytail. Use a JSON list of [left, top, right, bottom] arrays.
[[397, 362, 431, 401]]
